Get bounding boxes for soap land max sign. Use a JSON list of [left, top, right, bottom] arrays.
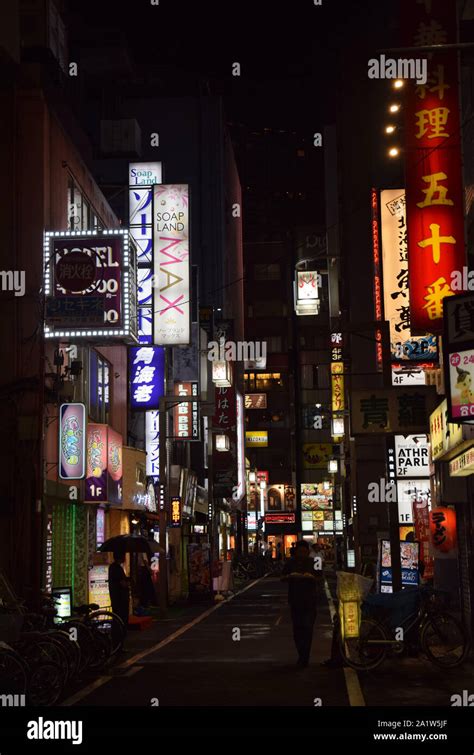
[[153, 184, 190, 346]]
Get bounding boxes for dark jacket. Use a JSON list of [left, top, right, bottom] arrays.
[[282, 556, 319, 610]]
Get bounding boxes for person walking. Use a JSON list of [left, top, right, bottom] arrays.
[[108, 550, 130, 638], [281, 540, 320, 668]]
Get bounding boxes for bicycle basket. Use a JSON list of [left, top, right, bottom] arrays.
[[336, 571, 373, 602]]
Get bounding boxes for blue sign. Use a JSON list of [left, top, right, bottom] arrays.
[[129, 346, 165, 410]]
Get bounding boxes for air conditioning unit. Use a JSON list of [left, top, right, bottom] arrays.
[[100, 119, 141, 156]]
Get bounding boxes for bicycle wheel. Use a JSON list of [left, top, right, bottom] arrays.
[[50, 630, 81, 679], [0, 647, 28, 696], [87, 611, 126, 657], [27, 662, 64, 706], [340, 617, 389, 671], [17, 634, 70, 684], [61, 621, 95, 673], [421, 612, 469, 668]]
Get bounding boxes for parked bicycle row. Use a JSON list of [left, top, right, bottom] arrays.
[[0, 595, 126, 706]]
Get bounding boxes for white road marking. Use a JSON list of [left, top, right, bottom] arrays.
[[61, 575, 266, 706]]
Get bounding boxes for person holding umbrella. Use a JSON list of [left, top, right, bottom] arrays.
[[108, 550, 130, 637]]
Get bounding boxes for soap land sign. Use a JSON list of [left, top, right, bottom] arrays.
[[153, 184, 190, 346]]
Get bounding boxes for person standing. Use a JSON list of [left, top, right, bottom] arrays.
[[281, 540, 320, 668], [108, 550, 130, 636]]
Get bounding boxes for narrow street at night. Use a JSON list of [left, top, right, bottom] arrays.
[[63, 575, 351, 708], [2, 0, 474, 749]]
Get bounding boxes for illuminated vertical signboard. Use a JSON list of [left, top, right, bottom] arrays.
[[380, 189, 438, 361], [129, 345, 165, 410], [402, 0, 466, 333], [371, 188, 383, 370], [129, 162, 162, 344], [146, 410, 160, 480], [153, 184, 190, 346], [59, 403, 86, 479], [85, 424, 108, 503], [172, 381, 200, 440], [107, 427, 123, 505]]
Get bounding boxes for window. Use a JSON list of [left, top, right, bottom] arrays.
[[254, 264, 281, 280], [244, 372, 284, 391], [68, 175, 103, 231], [89, 350, 111, 423]]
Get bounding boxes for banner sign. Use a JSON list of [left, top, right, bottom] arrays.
[[380, 189, 437, 360], [265, 513, 296, 525], [107, 427, 123, 505], [59, 403, 86, 480], [351, 387, 437, 434], [153, 184, 190, 345], [129, 346, 165, 410], [402, 0, 466, 333]]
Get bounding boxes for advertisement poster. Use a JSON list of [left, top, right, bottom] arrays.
[[380, 540, 419, 592], [59, 403, 86, 480], [187, 543, 211, 595], [448, 350, 474, 420], [301, 483, 333, 510], [88, 565, 111, 610]]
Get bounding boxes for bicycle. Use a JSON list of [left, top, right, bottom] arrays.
[[340, 586, 470, 671]]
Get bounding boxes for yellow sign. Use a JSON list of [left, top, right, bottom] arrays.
[[170, 497, 181, 527], [331, 362, 344, 412], [302, 443, 333, 469], [245, 431, 268, 447], [339, 600, 360, 640], [429, 399, 463, 461], [449, 446, 474, 477]]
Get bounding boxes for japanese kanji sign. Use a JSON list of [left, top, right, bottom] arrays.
[[351, 387, 437, 434], [380, 188, 437, 360], [129, 346, 165, 411], [145, 410, 160, 479], [212, 380, 238, 495], [129, 162, 162, 344], [402, 0, 466, 332]]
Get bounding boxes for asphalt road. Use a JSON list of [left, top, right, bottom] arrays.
[[63, 575, 353, 707]]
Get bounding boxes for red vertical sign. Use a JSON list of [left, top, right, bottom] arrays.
[[403, 0, 466, 333]]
